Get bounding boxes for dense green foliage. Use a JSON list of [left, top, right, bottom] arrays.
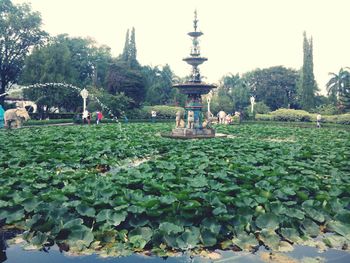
[[0, 123, 349, 256], [256, 109, 350, 125], [20, 35, 113, 112], [298, 32, 318, 110], [0, 0, 47, 106], [244, 66, 299, 110], [214, 66, 299, 114], [213, 73, 249, 113], [326, 67, 350, 112], [142, 65, 185, 106], [106, 61, 145, 107]]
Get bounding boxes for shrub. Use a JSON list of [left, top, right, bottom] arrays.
[[255, 109, 350, 125], [254, 102, 271, 114], [317, 114, 350, 125], [270, 109, 312, 122], [128, 105, 184, 120], [312, 104, 339, 115], [333, 114, 350, 125], [255, 114, 273, 121], [24, 119, 73, 126], [29, 112, 76, 120]]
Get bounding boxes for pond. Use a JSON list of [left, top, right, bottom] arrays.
[[1, 123, 349, 262]]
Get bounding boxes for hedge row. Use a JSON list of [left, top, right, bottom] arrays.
[[127, 105, 184, 119], [29, 112, 76, 120], [256, 109, 350, 125], [24, 119, 73, 126]]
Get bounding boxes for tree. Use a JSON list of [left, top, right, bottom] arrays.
[[22, 83, 82, 113], [20, 35, 113, 112], [86, 87, 132, 118], [121, 29, 130, 62], [142, 64, 181, 105], [326, 68, 350, 110], [21, 38, 76, 85], [129, 27, 139, 68], [0, 0, 47, 106], [219, 73, 250, 112], [91, 45, 113, 88], [297, 32, 318, 110], [119, 27, 139, 69], [106, 61, 145, 107], [242, 66, 299, 110]]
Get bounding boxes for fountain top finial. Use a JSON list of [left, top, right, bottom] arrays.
[[193, 10, 198, 32]]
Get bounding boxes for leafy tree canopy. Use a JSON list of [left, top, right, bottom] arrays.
[[106, 60, 145, 107], [297, 32, 319, 110], [0, 0, 47, 105], [326, 67, 350, 112], [142, 64, 184, 106], [20, 34, 113, 88], [242, 66, 299, 110]]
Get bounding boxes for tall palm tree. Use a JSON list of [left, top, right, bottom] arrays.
[[326, 67, 350, 110], [326, 68, 349, 99]]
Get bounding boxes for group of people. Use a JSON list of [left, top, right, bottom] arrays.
[[82, 110, 103, 125]]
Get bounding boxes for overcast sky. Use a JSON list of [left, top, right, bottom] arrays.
[[13, 0, 350, 94]]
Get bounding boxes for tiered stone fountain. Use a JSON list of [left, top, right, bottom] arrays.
[[167, 11, 217, 139]]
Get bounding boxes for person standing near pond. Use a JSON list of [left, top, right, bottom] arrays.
[[96, 111, 103, 124], [316, 113, 322, 128], [151, 110, 157, 123], [0, 105, 4, 128], [87, 112, 91, 125], [82, 110, 89, 124]]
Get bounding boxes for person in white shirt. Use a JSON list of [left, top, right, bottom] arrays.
[[82, 110, 89, 124], [316, 114, 322, 128], [151, 110, 157, 123]]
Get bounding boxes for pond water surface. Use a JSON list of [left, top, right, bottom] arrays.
[[2, 244, 350, 263]]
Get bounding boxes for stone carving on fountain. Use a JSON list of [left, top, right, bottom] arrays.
[[169, 10, 216, 138]]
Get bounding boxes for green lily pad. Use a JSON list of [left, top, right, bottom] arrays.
[[281, 228, 303, 243], [30, 231, 48, 247], [96, 209, 127, 226], [22, 198, 41, 212], [256, 213, 279, 230], [159, 222, 183, 234], [301, 218, 320, 237], [68, 224, 94, 247], [175, 227, 200, 249], [232, 232, 259, 251], [259, 229, 280, 250], [76, 204, 96, 217], [327, 220, 350, 239], [323, 234, 348, 249], [0, 207, 24, 224]]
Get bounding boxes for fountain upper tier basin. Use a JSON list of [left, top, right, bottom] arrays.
[[183, 57, 207, 66], [173, 82, 216, 95], [188, 31, 203, 37]]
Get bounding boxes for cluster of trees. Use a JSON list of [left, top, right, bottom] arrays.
[[0, 0, 47, 105], [0, 0, 181, 116], [211, 32, 349, 115], [1, 0, 348, 117], [326, 67, 350, 112]]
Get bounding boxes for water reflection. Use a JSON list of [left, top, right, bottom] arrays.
[[2, 243, 350, 263]]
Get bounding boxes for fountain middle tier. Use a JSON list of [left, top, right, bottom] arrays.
[[183, 57, 207, 67], [173, 82, 216, 95]]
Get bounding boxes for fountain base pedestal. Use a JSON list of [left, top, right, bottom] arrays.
[[162, 127, 216, 139]]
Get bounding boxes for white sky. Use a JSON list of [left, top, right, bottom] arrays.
[[13, 0, 350, 94]]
